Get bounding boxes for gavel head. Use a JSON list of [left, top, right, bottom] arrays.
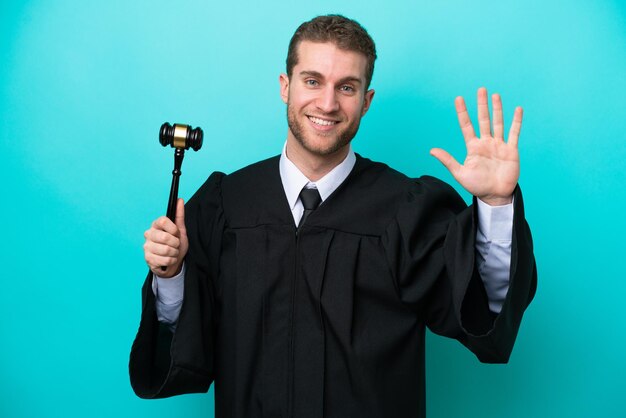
[[159, 122, 203, 151]]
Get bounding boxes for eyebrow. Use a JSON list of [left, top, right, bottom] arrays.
[[298, 70, 363, 86]]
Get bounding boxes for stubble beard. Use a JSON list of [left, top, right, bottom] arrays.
[[286, 101, 362, 157]]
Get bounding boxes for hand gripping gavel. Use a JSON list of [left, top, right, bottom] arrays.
[[159, 122, 203, 271]]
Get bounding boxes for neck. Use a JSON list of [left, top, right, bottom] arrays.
[[285, 137, 350, 182]]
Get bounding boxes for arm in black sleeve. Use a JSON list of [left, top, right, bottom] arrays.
[[129, 172, 225, 398], [452, 185, 536, 362], [384, 177, 536, 363]]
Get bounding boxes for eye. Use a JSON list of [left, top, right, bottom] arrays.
[[305, 79, 319, 87], [339, 85, 355, 93]]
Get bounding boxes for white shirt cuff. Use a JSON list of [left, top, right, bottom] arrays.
[[475, 197, 514, 313], [476, 197, 514, 241], [152, 263, 185, 305]]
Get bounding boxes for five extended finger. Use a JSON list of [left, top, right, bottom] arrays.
[[477, 87, 491, 138], [492, 93, 504, 140], [455, 96, 475, 143], [508, 106, 523, 147]]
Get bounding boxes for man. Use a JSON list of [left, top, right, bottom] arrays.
[[130, 15, 536, 418]]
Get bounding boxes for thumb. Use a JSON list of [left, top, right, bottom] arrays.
[[175, 198, 186, 235], [430, 148, 461, 177]]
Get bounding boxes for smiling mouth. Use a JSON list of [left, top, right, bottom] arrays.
[[307, 116, 339, 126]]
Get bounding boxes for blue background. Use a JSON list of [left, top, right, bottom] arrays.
[[2, 0, 625, 416]]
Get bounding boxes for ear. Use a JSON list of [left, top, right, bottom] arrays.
[[279, 73, 290, 104], [361, 89, 375, 116]]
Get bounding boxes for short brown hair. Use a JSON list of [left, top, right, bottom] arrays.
[[286, 15, 377, 89]]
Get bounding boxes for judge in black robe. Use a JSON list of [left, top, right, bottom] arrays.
[[129, 154, 536, 418]]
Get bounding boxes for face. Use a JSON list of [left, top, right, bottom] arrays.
[[280, 41, 375, 160]]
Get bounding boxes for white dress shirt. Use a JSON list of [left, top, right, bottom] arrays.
[[153, 145, 513, 327]]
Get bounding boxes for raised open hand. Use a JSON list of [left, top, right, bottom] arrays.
[[430, 87, 523, 206]]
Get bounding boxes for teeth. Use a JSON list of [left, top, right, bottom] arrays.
[[309, 116, 337, 126]]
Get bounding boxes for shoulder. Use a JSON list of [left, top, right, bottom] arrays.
[[186, 171, 227, 217], [220, 154, 281, 199], [219, 155, 288, 226], [353, 154, 463, 207], [225, 155, 281, 181], [192, 155, 280, 194], [315, 155, 466, 235], [187, 156, 286, 228]]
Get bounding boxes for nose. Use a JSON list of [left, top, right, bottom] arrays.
[[315, 86, 340, 113]]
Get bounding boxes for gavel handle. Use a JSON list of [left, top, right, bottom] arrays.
[[161, 148, 185, 271]]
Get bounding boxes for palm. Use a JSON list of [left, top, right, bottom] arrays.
[[457, 132, 519, 200], [431, 88, 523, 205]]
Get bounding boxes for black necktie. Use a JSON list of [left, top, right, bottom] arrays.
[[298, 187, 321, 229]]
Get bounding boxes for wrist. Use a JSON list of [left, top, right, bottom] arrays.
[[154, 261, 184, 279], [477, 195, 513, 206]]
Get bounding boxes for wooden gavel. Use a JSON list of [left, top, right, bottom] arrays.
[[159, 122, 203, 271]]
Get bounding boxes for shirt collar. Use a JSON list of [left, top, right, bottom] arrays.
[[279, 142, 356, 210]]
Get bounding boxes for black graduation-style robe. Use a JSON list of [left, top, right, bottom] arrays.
[[130, 155, 536, 418]]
